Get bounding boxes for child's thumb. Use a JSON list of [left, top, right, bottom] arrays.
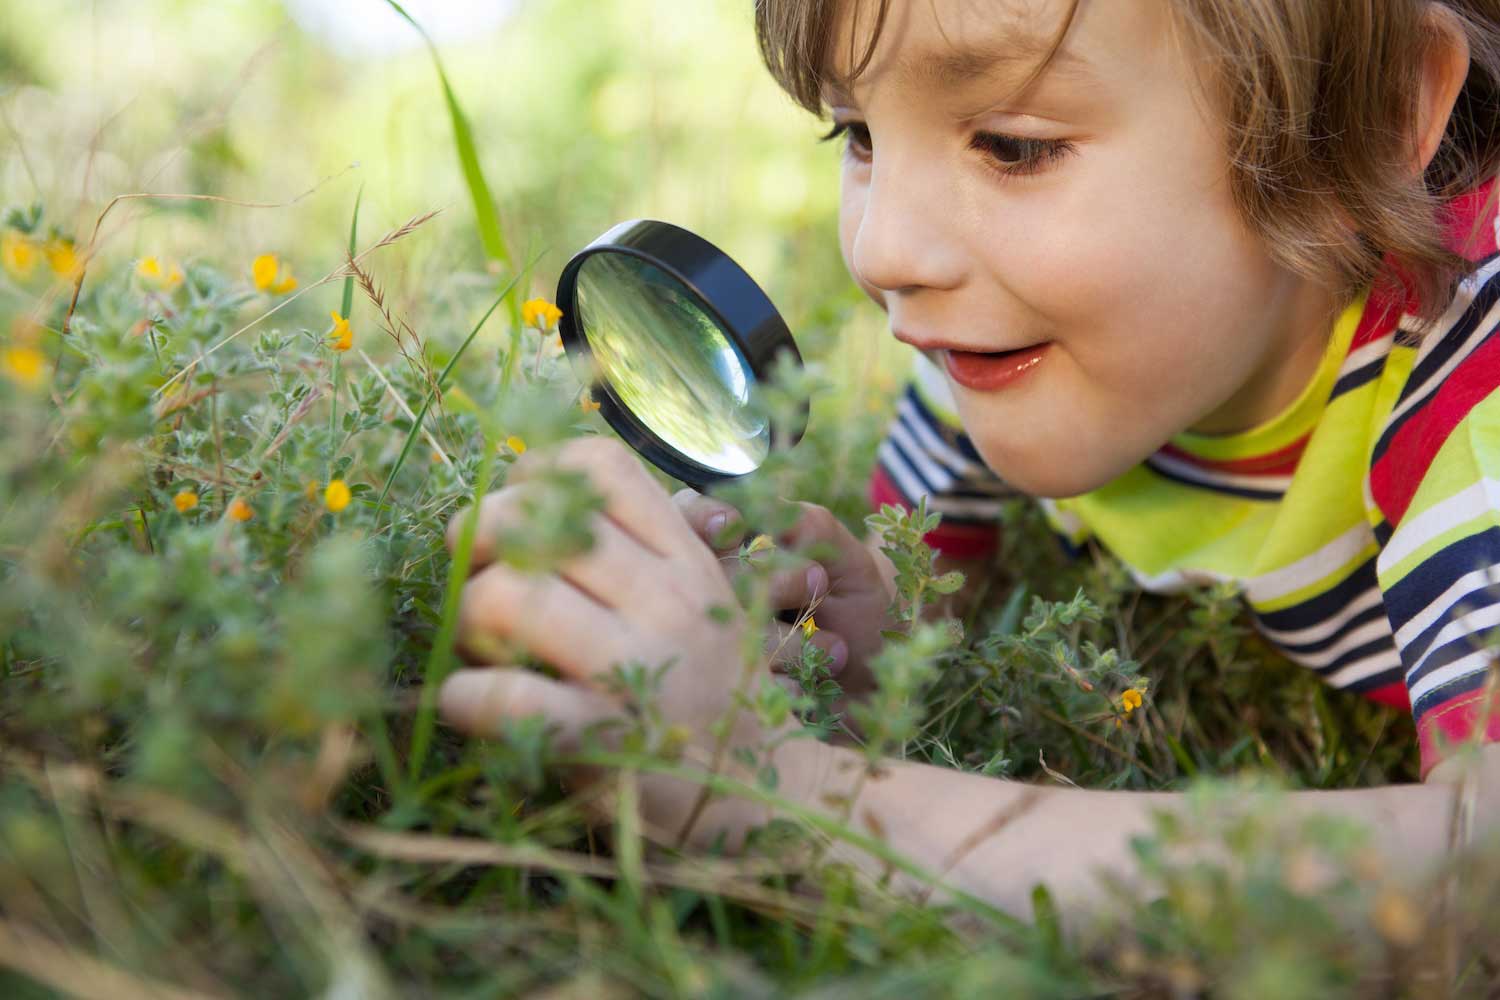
[[671, 488, 745, 551]]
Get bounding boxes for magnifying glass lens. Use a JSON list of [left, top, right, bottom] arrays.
[[575, 252, 769, 475]]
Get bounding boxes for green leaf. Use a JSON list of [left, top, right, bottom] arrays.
[[383, 0, 510, 267], [341, 184, 362, 319]]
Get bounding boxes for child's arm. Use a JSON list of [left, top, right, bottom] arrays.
[[441, 437, 1500, 922], [769, 735, 1497, 921]]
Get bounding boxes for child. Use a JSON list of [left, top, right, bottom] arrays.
[[440, 0, 1500, 917]]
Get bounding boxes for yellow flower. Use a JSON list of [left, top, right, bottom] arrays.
[[745, 533, 776, 555], [1, 346, 45, 389], [44, 238, 80, 280], [227, 498, 254, 523], [801, 616, 819, 639], [2, 230, 39, 280], [521, 298, 563, 330], [137, 256, 184, 290], [580, 394, 601, 414], [304, 480, 319, 501], [173, 490, 199, 513], [251, 253, 297, 294], [324, 479, 351, 513], [328, 311, 353, 352], [1372, 889, 1423, 947], [504, 435, 527, 455], [1121, 688, 1143, 714]]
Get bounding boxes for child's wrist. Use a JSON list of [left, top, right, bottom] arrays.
[[770, 735, 842, 814]]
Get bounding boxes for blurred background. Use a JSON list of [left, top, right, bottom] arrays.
[[0, 0, 904, 386]]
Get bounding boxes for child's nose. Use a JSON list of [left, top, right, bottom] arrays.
[[849, 158, 965, 295]]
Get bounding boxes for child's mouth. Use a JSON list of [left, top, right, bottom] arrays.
[[943, 343, 1051, 391]]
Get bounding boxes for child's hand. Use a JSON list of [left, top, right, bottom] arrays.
[[672, 491, 898, 700], [439, 438, 793, 842]]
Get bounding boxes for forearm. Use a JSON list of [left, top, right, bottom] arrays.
[[773, 739, 1493, 922]]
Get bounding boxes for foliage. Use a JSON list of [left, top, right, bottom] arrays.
[[0, 3, 1497, 997]]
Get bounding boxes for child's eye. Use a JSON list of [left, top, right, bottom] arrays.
[[819, 120, 1073, 179], [968, 132, 1075, 178], [819, 121, 872, 162]]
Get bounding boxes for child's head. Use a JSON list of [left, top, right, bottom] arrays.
[[755, 1, 1500, 497]]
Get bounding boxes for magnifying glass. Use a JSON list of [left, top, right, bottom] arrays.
[[554, 220, 807, 493]]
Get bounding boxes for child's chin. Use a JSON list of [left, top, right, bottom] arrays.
[[977, 443, 1136, 499]]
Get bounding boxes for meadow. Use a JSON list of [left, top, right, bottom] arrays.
[[2, 2, 1498, 996]]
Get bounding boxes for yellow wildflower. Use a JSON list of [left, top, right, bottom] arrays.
[[173, 490, 199, 513], [1121, 688, 1143, 714], [227, 498, 254, 523], [801, 616, 819, 639], [521, 298, 563, 330], [44, 238, 81, 280], [251, 253, 297, 294], [324, 479, 351, 513], [504, 435, 527, 455], [137, 256, 184, 290], [580, 394, 601, 414], [1, 346, 45, 389], [328, 311, 353, 352], [1372, 889, 1423, 947], [745, 533, 776, 555], [304, 480, 319, 501], [2, 230, 38, 280]]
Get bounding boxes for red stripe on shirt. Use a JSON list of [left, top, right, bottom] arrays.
[[1157, 434, 1310, 477], [1350, 279, 1407, 350], [1370, 334, 1500, 524], [1364, 680, 1410, 710], [869, 465, 1000, 559], [1440, 177, 1499, 263], [1416, 683, 1500, 779]]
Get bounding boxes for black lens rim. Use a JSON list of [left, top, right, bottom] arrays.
[[555, 219, 806, 490]]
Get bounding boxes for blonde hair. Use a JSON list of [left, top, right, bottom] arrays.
[[755, 0, 1500, 323]]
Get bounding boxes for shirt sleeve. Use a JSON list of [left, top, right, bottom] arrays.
[[1370, 265, 1500, 777], [867, 353, 1020, 558]]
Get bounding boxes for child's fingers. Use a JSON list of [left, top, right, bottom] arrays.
[[449, 486, 685, 618], [511, 438, 712, 566], [764, 621, 847, 676], [444, 485, 534, 572], [779, 502, 868, 583], [440, 667, 623, 752], [671, 488, 747, 552], [735, 545, 828, 611], [766, 559, 829, 612], [458, 563, 630, 682]]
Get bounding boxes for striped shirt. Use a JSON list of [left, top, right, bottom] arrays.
[[871, 180, 1500, 777]]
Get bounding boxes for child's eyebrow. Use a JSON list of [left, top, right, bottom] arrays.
[[822, 39, 1094, 104]]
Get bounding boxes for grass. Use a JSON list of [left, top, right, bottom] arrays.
[[1, 4, 1498, 997]]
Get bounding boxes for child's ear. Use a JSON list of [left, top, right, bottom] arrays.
[[1412, 3, 1471, 176]]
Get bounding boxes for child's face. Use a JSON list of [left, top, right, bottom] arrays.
[[826, 0, 1340, 496]]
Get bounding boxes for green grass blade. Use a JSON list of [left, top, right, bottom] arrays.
[[329, 185, 363, 479], [383, 0, 511, 267], [341, 183, 362, 318], [407, 438, 497, 781]]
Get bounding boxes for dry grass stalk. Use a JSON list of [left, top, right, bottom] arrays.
[[337, 824, 850, 924], [0, 918, 224, 1000], [354, 347, 453, 466]]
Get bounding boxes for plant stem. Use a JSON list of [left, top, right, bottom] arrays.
[[407, 436, 498, 781]]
